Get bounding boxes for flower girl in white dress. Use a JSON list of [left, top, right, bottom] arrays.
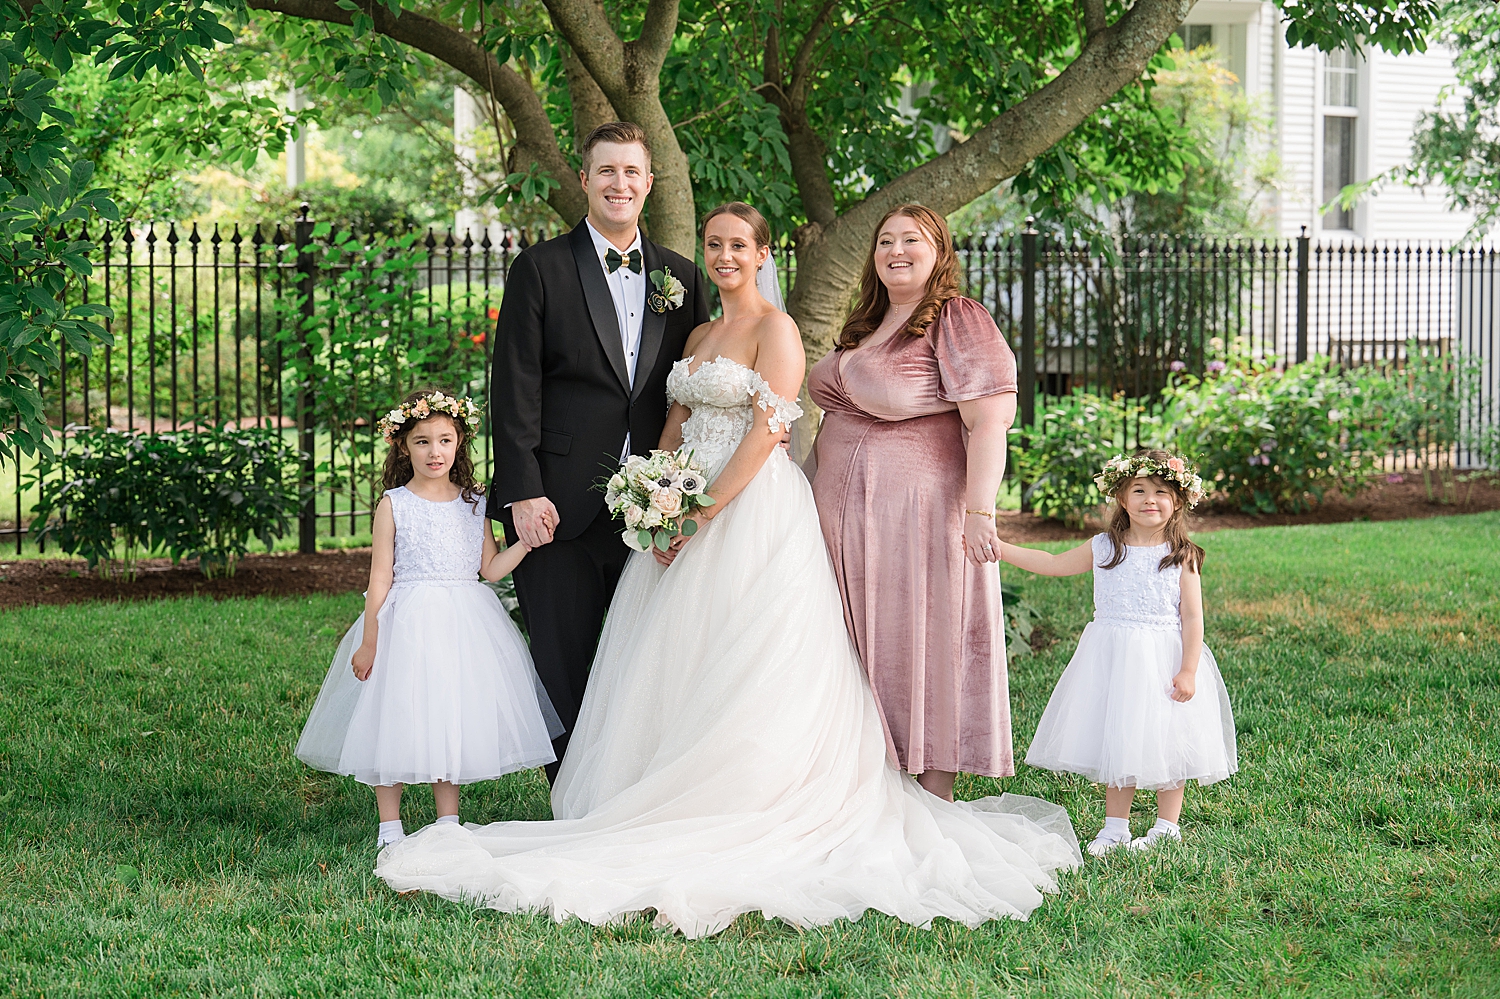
[[997, 451, 1237, 857], [296, 390, 561, 847]]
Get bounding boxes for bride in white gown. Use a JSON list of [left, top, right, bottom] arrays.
[[375, 204, 1081, 938]]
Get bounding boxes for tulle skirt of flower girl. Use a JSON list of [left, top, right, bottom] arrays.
[[295, 581, 560, 787], [1025, 622, 1238, 791]]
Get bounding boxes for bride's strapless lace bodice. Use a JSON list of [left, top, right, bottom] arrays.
[[1090, 534, 1182, 630], [666, 356, 803, 479]]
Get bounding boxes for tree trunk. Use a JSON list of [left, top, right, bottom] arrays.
[[562, 45, 617, 153], [542, 0, 697, 257]]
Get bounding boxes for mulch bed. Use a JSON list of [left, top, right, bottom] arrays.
[[1, 478, 1496, 611], [0, 549, 372, 611]]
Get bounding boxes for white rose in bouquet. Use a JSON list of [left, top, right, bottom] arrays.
[[650, 487, 684, 519]]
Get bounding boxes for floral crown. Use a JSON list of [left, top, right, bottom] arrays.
[[1094, 452, 1207, 508], [377, 391, 482, 444]]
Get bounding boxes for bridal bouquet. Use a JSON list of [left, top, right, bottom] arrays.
[[603, 450, 716, 553]]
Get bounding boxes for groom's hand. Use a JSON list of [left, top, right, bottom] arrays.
[[513, 496, 559, 548]]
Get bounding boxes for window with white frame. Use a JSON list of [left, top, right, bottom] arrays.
[[1322, 48, 1359, 231], [1177, 24, 1213, 51]]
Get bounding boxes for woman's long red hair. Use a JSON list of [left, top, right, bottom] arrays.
[[836, 204, 961, 350]]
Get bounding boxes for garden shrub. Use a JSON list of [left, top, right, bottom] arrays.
[[32, 426, 303, 578], [1010, 392, 1131, 526], [1160, 354, 1389, 514]]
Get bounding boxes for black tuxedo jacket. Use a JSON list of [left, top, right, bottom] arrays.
[[488, 221, 711, 540]]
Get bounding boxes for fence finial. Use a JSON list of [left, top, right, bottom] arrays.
[[1023, 215, 1037, 235], [298, 203, 311, 223]]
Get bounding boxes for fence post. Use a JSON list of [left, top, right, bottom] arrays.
[[295, 203, 317, 554], [1295, 225, 1310, 363], [1019, 217, 1038, 513]]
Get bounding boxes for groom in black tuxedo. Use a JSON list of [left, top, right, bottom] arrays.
[[489, 122, 711, 781]]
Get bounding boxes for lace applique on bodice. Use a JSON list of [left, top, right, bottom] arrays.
[[1090, 534, 1182, 631], [388, 485, 486, 585], [666, 355, 803, 481]]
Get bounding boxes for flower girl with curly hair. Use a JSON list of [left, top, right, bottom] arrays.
[[997, 450, 1237, 856], [296, 389, 561, 847]]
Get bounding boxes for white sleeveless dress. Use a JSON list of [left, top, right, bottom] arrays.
[[1025, 534, 1238, 791], [375, 357, 1081, 938], [295, 486, 561, 786]]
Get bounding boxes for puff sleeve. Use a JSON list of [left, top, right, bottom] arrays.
[[932, 297, 1019, 403]]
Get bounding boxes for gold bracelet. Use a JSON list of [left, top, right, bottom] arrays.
[[965, 509, 995, 519]]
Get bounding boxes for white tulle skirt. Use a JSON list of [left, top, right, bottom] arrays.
[[375, 450, 1082, 938], [295, 581, 561, 786], [1025, 622, 1238, 791]]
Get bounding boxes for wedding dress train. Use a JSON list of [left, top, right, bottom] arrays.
[[375, 356, 1081, 937]]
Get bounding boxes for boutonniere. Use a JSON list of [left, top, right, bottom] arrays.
[[648, 267, 687, 314]]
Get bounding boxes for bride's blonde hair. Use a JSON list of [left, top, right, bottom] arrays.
[[702, 202, 771, 248]]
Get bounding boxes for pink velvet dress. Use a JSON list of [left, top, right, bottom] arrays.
[[808, 296, 1019, 778]]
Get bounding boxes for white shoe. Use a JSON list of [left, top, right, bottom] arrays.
[[1128, 825, 1181, 851], [376, 831, 406, 848], [1087, 830, 1131, 857]]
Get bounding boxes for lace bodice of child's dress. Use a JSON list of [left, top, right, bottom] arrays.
[[1090, 534, 1182, 631], [387, 485, 486, 585], [666, 356, 803, 481]]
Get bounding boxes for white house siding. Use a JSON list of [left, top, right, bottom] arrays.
[[1185, 0, 1475, 243]]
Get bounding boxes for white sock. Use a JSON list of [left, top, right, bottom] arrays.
[[1153, 818, 1181, 837], [436, 814, 460, 826], [377, 819, 405, 845], [1101, 816, 1131, 839]]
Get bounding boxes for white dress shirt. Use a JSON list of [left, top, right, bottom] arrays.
[[586, 219, 647, 458]]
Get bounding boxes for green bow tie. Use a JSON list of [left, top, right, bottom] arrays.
[[605, 247, 642, 274]]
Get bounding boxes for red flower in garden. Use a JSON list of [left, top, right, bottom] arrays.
[[471, 332, 487, 346], [486, 306, 500, 320]]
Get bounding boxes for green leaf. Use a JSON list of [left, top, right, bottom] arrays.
[[681, 519, 697, 536], [653, 531, 671, 552], [636, 530, 652, 550]]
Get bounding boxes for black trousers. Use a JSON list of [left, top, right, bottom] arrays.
[[507, 504, 629, 781]]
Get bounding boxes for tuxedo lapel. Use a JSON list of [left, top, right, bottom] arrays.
[[632, 239, 670, 403], [568, 223, 630, 393]]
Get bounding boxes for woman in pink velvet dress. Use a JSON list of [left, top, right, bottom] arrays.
[[808, 204, 1018, 802]]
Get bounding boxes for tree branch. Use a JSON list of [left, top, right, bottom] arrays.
[[788, 0, 839, 106], [247, 0, 586, 224], [541, 0, 625, 94], [848, 0, 1192, 227], [635, 0, 679, 73], [562, 42, 616, 150], [761, 4, 840, 228], [1077, 0, 1107, 41], [787, 0, 1194, 353]]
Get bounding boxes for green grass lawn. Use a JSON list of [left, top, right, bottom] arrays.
[[1, 515, 1497, 997]]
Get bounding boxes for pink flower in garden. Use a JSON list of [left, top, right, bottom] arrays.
[[1207, 360, 1227, 374], [1386, 474, 1405, 484], [1170, 360, 1187, 372]]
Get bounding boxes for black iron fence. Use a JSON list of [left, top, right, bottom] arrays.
[[13, 213, 1499, 552]]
